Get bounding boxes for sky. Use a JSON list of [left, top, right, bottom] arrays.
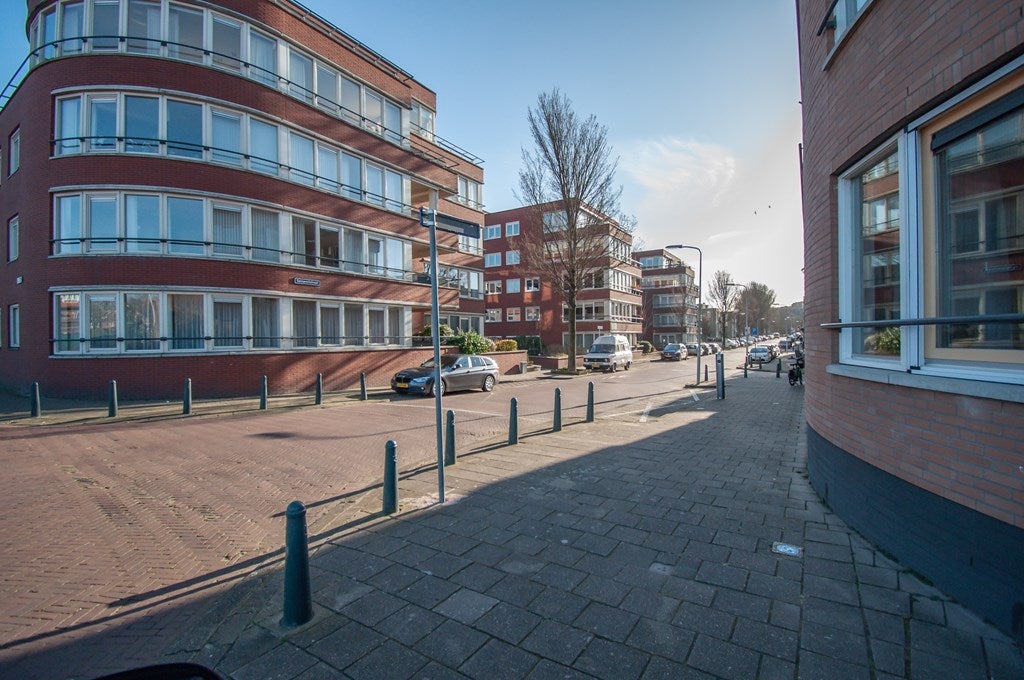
[[0, 0, 805, 304]]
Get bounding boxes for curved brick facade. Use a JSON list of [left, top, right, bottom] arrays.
[[798, 0, 1024, 640]]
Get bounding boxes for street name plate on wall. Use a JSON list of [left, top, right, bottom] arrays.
[[293, 277, 321, 287]]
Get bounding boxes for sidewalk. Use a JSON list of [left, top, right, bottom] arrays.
[[157, 370, 1023, 679]]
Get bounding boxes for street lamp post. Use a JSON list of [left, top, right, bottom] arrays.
[[666, 244, 702, 385], [727, 282, 748, 366]]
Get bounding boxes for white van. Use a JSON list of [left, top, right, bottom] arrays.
[[583, 335, 633, 372]]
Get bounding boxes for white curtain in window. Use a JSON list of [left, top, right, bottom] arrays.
[[292, 217, 316, 265], [368, 309, 385, 344], [168, 5, 204, 62], [320, 306, 340, 344], [213, 300, 242, 347], [60, 2, 84, 54], [251, 208, 279, 262], [252, 297, 279, 348], [289, 50, 313, 103], [289, 133, 315, 185], [249, 32, 277, 86], [127, 0, 160, 54], [171, 294, 204, 349], [293, 300, 317, 347], [344, 303, 364, 346], [213, 206, 244, 256], [212, 111, 242, 165], [126, 194, 160, 252], [58, 98, 81, 155], [250, 120, 279, 174], [387, 308, 403, 344], [212, 17, 241, 70], [343, 229, 363, 273], [124, 293, 160, 351]]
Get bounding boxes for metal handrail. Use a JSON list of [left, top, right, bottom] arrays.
[[821, 314, 1024, 329]]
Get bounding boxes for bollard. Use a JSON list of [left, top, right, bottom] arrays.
[[360, 372, 367, 401], [553, 388, 562, 432], [776, 359, 782, 378], [586, 382, 595, 422], [444, 410, 456, 466], [260, 375, 268, 410], [280, 501, 313, 629], [183, 378, 192, 415], [108, 379, 118, 418], [30, 382, 41, 418], [508, 398, 519, 445], [704, 364, 709, 382], [744, 360, 748, 378], [383, 440, 398, 513], [315, 372, 323, 405], [716, 353, 725, 400]]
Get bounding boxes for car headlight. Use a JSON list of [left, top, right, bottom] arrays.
[[409, 376, 430, 384]]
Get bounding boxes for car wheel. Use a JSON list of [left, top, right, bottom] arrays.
[[481, 375, 495, 392], [610, 362, 617, 372], [428, 380, 445, 397], [624, 362, 631, 370]]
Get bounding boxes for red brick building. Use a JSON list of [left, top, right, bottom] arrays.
[[798, 0, 1024, 640], [483, 203, 642, 352], [0, 0, 484, 399], [635, 248, 698, 348]]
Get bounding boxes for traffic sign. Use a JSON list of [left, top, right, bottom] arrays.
[[419, 209, 480, 239]]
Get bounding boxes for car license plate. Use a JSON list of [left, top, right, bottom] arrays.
[[396, 382, 408, 388]]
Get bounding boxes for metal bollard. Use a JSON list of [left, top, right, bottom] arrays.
[[704, 364, 709, 382], [744, 362, 748, 378], [383, 440, 398, 513], [444, 410, 456, 466], [360, 372, 367, 401], [586, 382, 595, 422], [108, 379, 118, 418], [776, 360, 782, 378], [716, 353, 725, 400], [183, 378, 192, 415], [553, 388, 562, 432], [315, 372, 323, 405], [508, 397, 519, 445], [280, 501, 313, 629], [260, 375, 268, 410], [30, 382, 41, 418]]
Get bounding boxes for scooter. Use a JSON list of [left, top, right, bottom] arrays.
[[788, 355, 804, 386]]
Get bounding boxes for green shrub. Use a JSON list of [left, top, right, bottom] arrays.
[[638, 340, 653, 354], [494, 339, 519, 352], [418, 323, 455, 337], [450, 331, 492, 355], [867, 326, 900, 355]]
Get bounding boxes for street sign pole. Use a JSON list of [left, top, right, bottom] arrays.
[[422, 207, 445, 504]]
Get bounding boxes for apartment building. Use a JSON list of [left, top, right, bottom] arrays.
[[799, 0, 1023, 640], [635, 248, 698, 347], [0, 0, 484, 399], [483, 203, 642, 352]]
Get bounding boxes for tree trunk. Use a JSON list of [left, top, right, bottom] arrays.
[[567, 302, 577, 370]]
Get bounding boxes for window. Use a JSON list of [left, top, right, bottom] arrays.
[[124, 293, 160, 351], [87, 195, 117, 252], [211, 16, 242, 71], [56, 195, 81, 254], [170, 294, 204, 350], [457, 176, 481, 208], [8, 305, 19, 348], [91, 0, 118, 51], [211, 111, 242, 165], [506, 279, 521, 294], [384, 101, 402, 145], [411, 101, 434, 140], [484, 224, 501, 240], [485, 280, 502, 295], [506, 250, 521, 265], [506, 307, 521, 322], [250, 119, 279, 174], [252, 297, 279, 348], [60, 2, 84, 54], [251, 208, 280, 262], [8, 129, 19, 175], [363, 92, 383, 134], [89, 96, 116, 151], [127, 0, 161, 55], [525, 306, 540, 321], [289, 133, 315, 185], [213, 298, 243, 347], [315, 65, 339, 113], [526, 277, 541, 292], [293, 300, 317, 347], [87, 295, 116, 350], [166, 100, 203, 158], [292, 217, 316, 266], [317, 145, 339, 192], [343, 229, 363, 273], [505, 221, 519, 236], [342, 153, 362, 201], [55, 294, 79, 352], [387, 307, 403, 344], [167, 196, 204, 254], [7, 216, 17, 262], [486, 309, 501, 322], [484, 252, 501, 267], [57, 97, 81, 155], [344, 303, 364, 345], [543, 210, 568, 232], [125, 96, 159, 153], [365, 164, 384, 206], [125, 194, 160, 252], [320, 305, 341, 344], [288, 49, 314, 103], [837, 77, 1024, 382], [213, 205, 244, 257], [168, 4, 204, 63], [340, 77, 361, 125], [320, 226, 339, 269], [249, 31, 278, 86]]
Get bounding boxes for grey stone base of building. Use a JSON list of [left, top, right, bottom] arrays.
[[806, 425, 1023, 644]]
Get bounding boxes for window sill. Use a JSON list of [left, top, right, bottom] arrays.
[[826, 362, 1024, 404]]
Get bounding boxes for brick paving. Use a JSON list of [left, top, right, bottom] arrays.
[[1, 365, 1021, 679]]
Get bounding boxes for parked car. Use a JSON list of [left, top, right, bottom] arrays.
[[708, 342, 722, 354], [748, 345, 774, 365], [391, 354, 499, 396], [685, 343, 700, 357], [660, 343, 688, 361]]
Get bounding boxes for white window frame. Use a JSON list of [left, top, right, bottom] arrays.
[[525, 277, 540, 292], [8, 128, 19, 175], [506, 250, 520, 265], [8, 305, 19, 348], [506, 307, 521, 322], [485, 308, 501, 322], [484, 252, 501, 268], [505, 221, 519, 236], [7, 215, 18, 262], [484, 224, 501, 240], [506, 278, 521, 294]]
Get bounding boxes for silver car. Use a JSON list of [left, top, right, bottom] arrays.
[[391, 354, 499, 396]]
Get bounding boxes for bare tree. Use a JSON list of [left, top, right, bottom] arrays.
[[742, 281, 777, 334], [705, 270, 735, 340], [515, 89, 625, 369]]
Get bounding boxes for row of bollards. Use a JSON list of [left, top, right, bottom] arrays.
[[283, 379, 606, 629], [30, 370, 374, 418]]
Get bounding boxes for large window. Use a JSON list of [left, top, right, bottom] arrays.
[[7, 216, 17, 262], [838, 77, 1024, 383], [8, 305, 19, 348], [8, 129, 19, 175]]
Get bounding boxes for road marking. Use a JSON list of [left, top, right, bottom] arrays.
[[639, 399, 653, 423], [691, 390, 700, 402]]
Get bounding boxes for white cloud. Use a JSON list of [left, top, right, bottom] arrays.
[[621, 138, 737, 212]]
